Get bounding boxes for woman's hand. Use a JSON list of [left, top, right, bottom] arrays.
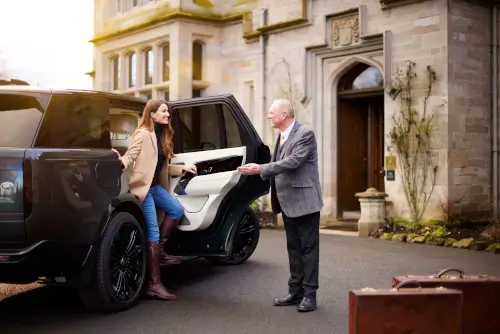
[[111, 148, 122, 159], [182, 164, 197, 175], [112, 149, 125, 170]]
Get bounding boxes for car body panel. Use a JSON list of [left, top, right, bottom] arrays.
[[0, 86, 270, 284], [23, 148, 123, 245], [0, 149, 26, 242], [162, 95, 271, 256]]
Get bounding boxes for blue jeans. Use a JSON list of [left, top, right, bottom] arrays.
[[141, 185, 184, 242]]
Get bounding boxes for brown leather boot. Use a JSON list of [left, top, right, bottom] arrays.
[[159, 216, 181, 265], [146, 241, 176, 300]]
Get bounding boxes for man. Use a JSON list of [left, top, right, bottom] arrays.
[[237, 99, 323, 312]]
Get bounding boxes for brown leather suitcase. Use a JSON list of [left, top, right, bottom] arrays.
[[393, 268, 500, 334], [349, 279, 463, 334]]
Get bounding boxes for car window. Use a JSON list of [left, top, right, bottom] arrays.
[[109, 105, 140, 155], [176, 103, 243, 153], [0, 93, 43, 148], [34, 94, 111, 149], [223, 104, 243, 148]]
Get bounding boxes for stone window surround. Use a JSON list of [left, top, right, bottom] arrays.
[[107, 35, 208, 99], [300, 5, 392, 219]]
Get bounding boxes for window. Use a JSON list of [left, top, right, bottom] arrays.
[[116, 0, 122, 13], [245, 81, 255, 117], [132, 0, 138, 7], [339, 63, 383, 92], [141, 91, 152, 100], [34, 95, 111, 149], [192, 41, 203, 81], [192, 89, 202, 98], [162, 43, 170, 82], [164, 90, 169, 101], [112, 56, 121, 90], [352, 67, 383, 90], [109, 105, 140, 154], [0, 94, 43, 147], [223, 105, 242, 148], [144, 48, 153, 85], [175, 103, 242, 153], [128, 52, 136, 88]]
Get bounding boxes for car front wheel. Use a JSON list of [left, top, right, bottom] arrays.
[[78, 211, 147, 312], [206, 207, 260, 266]]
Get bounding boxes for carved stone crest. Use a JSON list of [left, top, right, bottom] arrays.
[[331, 15, 360, 48]]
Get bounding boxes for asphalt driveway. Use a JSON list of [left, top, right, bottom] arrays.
[[1, 229, 499, 334]]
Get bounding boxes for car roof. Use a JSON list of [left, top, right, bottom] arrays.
[[0, 85, 235, 104], [0, 85, 147, 103]]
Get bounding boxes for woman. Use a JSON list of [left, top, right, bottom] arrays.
[[114, 99, 196, 301]]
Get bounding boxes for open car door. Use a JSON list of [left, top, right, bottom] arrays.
[[162, 95, 270, 257]]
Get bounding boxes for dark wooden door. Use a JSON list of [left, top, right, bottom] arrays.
[[367, 96, 385, 192], [337, 99, 368, 214]]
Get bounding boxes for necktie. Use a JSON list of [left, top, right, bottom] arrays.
[[279, 134, 285, 148]]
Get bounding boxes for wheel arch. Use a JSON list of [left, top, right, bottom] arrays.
[[96, 194, 146, 242], [224, 202, 260, 256], [75, 194, 146, 288]]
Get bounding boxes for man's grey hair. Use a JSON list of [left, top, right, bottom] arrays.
[[271, 98, 295, 118]]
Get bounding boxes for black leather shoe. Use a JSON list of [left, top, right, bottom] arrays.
[[298, 297, 317, 312], [273, 293, 303, 306]]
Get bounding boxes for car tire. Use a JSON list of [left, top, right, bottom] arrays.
[[78, 211, 147, 313], [206, 207, 260, 266]]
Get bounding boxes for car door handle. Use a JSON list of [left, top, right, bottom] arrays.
[[200, 167, 212, 175]]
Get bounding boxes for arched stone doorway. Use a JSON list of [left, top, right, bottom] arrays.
[[337, 63, 384, 218]]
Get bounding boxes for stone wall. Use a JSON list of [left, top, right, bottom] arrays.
[[221, 0, 450, 220], [91, 0, 497, 222], [447, 0, 492, 218], [379, 0, 450, 221]]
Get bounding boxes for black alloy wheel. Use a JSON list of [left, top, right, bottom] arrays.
[[109, 222, 145, 302], [206, 207, 260, 266], [78, 212, 147, 312]]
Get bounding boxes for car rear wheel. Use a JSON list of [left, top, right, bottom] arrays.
[[78, 211, 147, 312], [206, 207, 260, 266]]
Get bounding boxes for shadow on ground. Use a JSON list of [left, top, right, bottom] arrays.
[[0, 258, 240, 326]]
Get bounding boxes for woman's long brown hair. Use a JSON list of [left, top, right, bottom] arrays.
[[135, 99, 174, 159]]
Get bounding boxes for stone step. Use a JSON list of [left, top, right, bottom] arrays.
[[342, 211, 361, 220]]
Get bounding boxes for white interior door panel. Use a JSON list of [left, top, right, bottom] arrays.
[[166, 146, 247, 232], [169, 146, 247, 167], [183, 171, 241, 196], [176, 196, 208, 213]]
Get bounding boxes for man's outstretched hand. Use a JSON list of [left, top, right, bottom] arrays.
[[237, 163, 261, 175]]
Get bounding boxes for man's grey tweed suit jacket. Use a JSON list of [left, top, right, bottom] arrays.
[[260, 120, 323, 218]]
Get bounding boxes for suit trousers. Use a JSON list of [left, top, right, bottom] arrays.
[[282, 211, 320, 299]]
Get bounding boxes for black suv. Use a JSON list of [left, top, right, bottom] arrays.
[[0, 85, 270, 312]]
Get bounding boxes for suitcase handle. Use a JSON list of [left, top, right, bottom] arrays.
[[395, 279, 422, 290], [434, 268, 464, 278]]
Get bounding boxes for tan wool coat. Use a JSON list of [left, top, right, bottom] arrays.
[[120, 128, 184, 204]]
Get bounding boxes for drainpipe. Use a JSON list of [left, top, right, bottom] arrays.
[[493, 4, 498, 219], [259, 7, 268, 137], [259, 7, 268, 213]]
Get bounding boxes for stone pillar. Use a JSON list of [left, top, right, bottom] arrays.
[[355, 188, 388, 237]]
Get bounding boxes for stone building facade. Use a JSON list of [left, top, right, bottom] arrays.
[[91, 0, 499, 223]]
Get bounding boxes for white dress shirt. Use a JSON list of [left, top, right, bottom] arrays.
[[280, 119, 296, 143]]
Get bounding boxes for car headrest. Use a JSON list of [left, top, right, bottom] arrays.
[[110, 114, 138, 135]]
